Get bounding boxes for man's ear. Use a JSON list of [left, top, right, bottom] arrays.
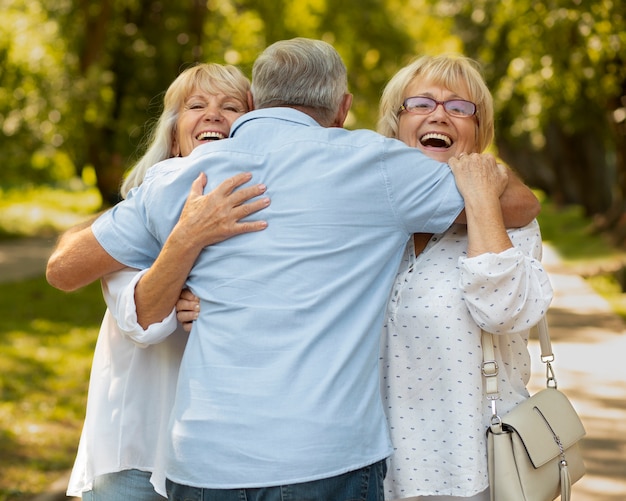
[[332, 93, 353, 127], [247, 91, 254, 111]]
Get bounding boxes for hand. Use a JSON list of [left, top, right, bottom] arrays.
[[448, 153, 508, 202], [176, 288, 200, 332], [173, 172, 270, 252]]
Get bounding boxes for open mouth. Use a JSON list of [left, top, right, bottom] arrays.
[[196, 131, 226, 141], [420, 132, 452, 148]]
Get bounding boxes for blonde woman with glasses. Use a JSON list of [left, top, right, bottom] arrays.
[[377, 55, 553, 501]]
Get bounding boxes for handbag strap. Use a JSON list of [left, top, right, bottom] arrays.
[[482, 315, 557, 417]]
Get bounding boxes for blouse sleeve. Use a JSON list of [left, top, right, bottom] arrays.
[[458, 219, 553, 334], [101, 267, 178, 347]]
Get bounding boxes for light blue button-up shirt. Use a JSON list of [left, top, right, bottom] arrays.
[[92, 108, 464, 488]]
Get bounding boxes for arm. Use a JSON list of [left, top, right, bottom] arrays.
[[134, 172, 270, 328], [46, 219, 125, 291], [108, 268, 180, 345], [449, 153, 513, 257], [451, 154, 540, 229], [450, 153, 552, 332], [460, 220, 554, 333], [46, 172, 269, 295]]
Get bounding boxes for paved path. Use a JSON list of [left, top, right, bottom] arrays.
[[535, 246, 626, 500], [2, 239, 625, 500], [0, 237, 57, 283]]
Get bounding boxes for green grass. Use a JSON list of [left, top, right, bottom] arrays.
[[536, 191, 626, 268], [0, 185, 104, 500], [0, 185, 101, 240], [1, 186, 626, 498], [0, 276, 104, 500]]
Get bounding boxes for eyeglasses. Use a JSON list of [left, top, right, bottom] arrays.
[[399, 96, 477, 118]]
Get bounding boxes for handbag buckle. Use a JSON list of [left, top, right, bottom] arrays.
[[482, 360, 499, 377], [489, 411, 503, 433], [545, 360, 558, 389]]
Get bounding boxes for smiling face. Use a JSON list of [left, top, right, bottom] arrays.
[[398, 79, 479, 162], [172, 90, 248, 157]]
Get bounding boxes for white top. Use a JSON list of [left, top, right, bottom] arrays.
[[380, 220, 554, 499], [67, 268, 186, 497]]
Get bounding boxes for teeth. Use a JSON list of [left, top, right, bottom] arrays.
[[196, 131, 226, 141], [420, 133, 452, 147]]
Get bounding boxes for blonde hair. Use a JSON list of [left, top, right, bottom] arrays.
[[120, 63, 250, 198], [378, 54, 494, 153]]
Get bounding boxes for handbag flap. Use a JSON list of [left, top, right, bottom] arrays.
[[502, 388, 586, 468]]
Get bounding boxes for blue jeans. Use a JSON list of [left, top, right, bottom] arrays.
[[83, 469, 164, 501], [166, 460, 386, 501]]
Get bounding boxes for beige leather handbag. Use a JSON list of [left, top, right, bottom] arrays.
[[482, 317, 586, 501]]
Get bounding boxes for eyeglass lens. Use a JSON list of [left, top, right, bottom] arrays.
[[402, 96, 476, 117]]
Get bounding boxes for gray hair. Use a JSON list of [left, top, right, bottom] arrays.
[[251, 38, 348, 126]]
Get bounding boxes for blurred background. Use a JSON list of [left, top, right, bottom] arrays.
[[0, 0, 625, 499], [1, 0, 625, 220]]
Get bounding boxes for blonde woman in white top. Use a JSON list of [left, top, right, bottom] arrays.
[[376, 55, 553, 500], [57, 63, 269, 500]]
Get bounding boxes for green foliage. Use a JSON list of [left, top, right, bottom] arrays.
[[1, 0, 625, 232], [0, 0, 76, 186], [427, 0, 626, 215], [0, 185, 101, 239], [0, 0, 454, 200], [0, 276, 103, 499], [535, 191, 620, 262]]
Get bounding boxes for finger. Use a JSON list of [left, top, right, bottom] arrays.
[[176, 298, 199, 313], [177, 310, 198, 323], [215, 172, 254, 196], [448, 156, 461, 170], [176, 299, 194, 311], [233, 220, 269, 234], [181, 321, 193, 333], [179, 288, 198, 301], [188, 173, 207, 200], [231, 197, 271, 219], [228, 183, 268, 207]]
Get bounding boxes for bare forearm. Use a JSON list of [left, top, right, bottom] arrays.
[[134, 226, 203, 329], [464, 193, 513, 257], [46, 222, 124, 291], [499, 171, 540, 228]]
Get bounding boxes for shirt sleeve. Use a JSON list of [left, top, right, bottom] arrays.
[[458, 219, 553, 334], [91, 184, 163, 270], [101, 268, 178, 347], [381, 139, 465, 235]]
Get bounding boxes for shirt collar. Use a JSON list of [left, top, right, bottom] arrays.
[[230, 107, 321, 137]]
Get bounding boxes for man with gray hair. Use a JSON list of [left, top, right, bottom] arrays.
[[47, 38, 538, 500]]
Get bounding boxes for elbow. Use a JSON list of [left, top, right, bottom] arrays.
[[529, 195, 541, 220], [46, 255, 80, 292]]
